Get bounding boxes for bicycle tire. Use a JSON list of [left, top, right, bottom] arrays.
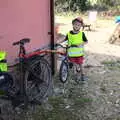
[[24, 57, 52, 104], [59, 58, 69, 83]]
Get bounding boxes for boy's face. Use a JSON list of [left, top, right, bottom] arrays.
[[73, 21, 82, 31]]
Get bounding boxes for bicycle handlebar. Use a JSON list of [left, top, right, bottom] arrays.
[[55, 43, 68, 49], [13, 38, 30, 46], [55, 43, 78, 49]]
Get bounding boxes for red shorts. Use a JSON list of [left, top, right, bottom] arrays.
[[69, 56, 84, 64]]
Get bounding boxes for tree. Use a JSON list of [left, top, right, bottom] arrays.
[[55, 0, 88, 12]]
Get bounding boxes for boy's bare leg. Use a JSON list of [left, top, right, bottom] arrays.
[[73, 63, 79, 81], [75, 64, 82, 81], [73, 63, 77, 74], [79, 64, 84, 80], [73, 63, 87, 81], [80, 64, 88, 81], [76, 64, 86, 81]]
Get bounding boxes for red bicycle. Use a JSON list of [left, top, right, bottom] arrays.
[[0, 38, 53, 109]]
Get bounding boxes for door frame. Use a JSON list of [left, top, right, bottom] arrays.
[[50, 0, 55, 75]]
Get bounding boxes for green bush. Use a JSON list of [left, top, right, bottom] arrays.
[[55, 0, 120, 15], [55, 0, 88, 13]]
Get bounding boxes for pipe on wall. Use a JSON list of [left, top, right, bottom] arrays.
[[50, 0, 55, 75]]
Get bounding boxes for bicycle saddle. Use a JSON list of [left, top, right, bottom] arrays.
[[13, 38, 30, 46]]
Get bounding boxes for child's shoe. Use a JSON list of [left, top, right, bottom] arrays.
[[81, 74, 88, 81], [69, 62, 73, 69]]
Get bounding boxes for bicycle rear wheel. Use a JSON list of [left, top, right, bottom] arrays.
[[25, 57, 52, 104], [59, 58, 69, 83]]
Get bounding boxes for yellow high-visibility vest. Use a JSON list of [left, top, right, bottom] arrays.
[[0, 51, 8, 72], [67, 31, 84, 57]]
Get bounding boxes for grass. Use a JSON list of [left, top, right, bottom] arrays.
[[101, 60, 117, 65], [102, 60, 120, 66], [31, 95, 92, 120], [74, 97, 92, 106], [9, 95, 76, 120], [101, 60, 120, 70]]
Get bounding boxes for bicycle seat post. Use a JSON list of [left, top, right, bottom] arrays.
[[19, 43, 26, 57], [19, 43, 28, 109], [18, 43, 25, 94]]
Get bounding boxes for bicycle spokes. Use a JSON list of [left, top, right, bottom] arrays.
[[25, 58, 52, 103]]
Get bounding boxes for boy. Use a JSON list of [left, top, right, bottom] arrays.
[[65, 17, 88, 81]]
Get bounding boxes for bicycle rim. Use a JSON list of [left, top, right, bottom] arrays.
[[25, 57, 52, 104], [59, 60, 69, 83]]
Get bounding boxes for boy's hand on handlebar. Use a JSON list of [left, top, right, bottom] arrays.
[[77, 42, 88, 47]]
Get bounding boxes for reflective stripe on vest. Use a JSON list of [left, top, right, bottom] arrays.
[[67, 31, 84, 57], [0, 51, 8, 72]]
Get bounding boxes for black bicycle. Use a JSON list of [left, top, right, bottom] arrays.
[[56, 43, 84, 83]]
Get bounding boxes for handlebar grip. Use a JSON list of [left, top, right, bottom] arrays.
[[55, 43, 77, 49], [55, 43, 67, 48]]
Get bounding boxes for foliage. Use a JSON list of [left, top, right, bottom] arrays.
[[55, 0, 120, 13], [55, 0, 89, 13]]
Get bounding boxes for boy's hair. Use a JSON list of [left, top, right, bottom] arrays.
[[72, 17, 83, 25]]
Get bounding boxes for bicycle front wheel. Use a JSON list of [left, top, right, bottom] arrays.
[[25, 57, 52, 104], [59, 59, 69, 83]]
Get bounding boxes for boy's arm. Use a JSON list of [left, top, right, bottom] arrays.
[[82, 32, 88, 44], [56, 34, 68, 47], [64, 34, 68, 41], [64, 35, 69, 46]]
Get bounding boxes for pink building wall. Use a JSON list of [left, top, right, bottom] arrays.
[[0, 0, 51, 65]]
